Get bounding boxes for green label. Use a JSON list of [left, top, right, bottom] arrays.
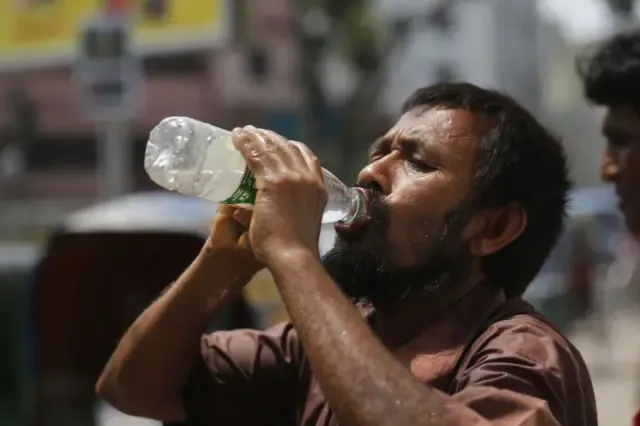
[[222, 167, 257, 205]]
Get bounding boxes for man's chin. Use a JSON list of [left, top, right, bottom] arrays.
[[328, 233, 391, 271], [321, 244, 386, 301]]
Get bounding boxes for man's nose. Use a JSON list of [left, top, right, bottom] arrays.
[[356, 155, 395, 194], [600, 148, 620, 183]]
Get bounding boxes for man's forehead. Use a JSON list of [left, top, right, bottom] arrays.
[[384, 108, 483, 145]]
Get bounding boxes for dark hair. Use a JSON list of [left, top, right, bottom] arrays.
[[577, 30, 640, 107], [402, 83, 571, 298]]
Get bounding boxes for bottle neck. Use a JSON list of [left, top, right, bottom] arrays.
[[342, 187, 365, 224]]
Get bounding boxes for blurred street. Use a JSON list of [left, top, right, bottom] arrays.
[[570, 307, 640, 425]]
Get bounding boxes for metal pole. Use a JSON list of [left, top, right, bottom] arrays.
[[97, 119, 133, 199]]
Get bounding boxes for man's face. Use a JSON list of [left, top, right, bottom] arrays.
[[322, 107, 483, 309], [601, 107, 640, 237]]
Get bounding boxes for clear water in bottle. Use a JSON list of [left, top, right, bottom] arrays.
[[145, 117, 363, 224]]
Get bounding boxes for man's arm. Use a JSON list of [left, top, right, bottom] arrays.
[[95, 244, 254, 421], [268, 248, 493, 426]]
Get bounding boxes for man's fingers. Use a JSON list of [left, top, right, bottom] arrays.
[[216, 204, 237, 218], [231, 127, 275, 174], [233, 126, 323, 191], [258, 128, 287, 145], [231, 208, 254, 251], [233, 208, 253, 229], [254, 127, 298, 168], [291, 141, 324, 182]]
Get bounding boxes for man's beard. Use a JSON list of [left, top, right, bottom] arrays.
[[321, 187, 474, 311]]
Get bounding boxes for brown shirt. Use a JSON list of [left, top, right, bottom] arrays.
[[181, 283, 596, 426]]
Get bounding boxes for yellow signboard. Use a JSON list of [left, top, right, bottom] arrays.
[[0, 0, 229, 70]]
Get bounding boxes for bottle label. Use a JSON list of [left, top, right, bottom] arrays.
[[222, 167, 257, 205]]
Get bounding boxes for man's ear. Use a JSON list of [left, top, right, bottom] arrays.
[[464, 203, 527, 257]]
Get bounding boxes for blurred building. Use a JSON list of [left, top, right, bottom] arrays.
[[0, 0, 305, 238], [377, 0, 604, 188], [378, 0, 543, 115], [0, 0, 610, 240], [537, 19, 604, 188]]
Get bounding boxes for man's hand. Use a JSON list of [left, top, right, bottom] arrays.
[[231, 126, 327, 264], [202, 204, 263, 278]]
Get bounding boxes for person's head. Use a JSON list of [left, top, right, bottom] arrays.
[[322, 83, 570, 310], [577, 30, 640, 237]]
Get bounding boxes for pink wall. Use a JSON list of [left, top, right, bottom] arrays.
[[0, 0, 303, 138], [14, 70, 215, 138]]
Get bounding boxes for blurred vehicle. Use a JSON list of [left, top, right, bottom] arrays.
[[0, 242, 41, 426], [524, 186, 627, 333], [29, 192, 324, 426]]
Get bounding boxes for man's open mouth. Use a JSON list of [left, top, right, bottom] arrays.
[[334, 188, 373, 240]]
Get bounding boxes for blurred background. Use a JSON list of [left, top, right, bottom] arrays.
[[0, 0, 639, 425]]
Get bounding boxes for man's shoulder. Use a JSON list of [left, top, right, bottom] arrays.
[[450, 298, 597, 426], [482, 298, 575, 347], [469, 297, 587, 372]]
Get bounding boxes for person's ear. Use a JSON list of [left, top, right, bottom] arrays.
[[464, 203, 527, 256]]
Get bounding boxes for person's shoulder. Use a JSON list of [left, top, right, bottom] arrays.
[[470, 297, 590, 378], [480, 298, 578, 356], [452, 298, 597, 426]]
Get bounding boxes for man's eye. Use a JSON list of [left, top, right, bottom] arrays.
[[369, 153, 385, 163], [408, 158, 436, 172]]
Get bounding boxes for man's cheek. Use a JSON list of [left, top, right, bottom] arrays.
[[384, 229, 413, 266], [387, 227, 427, 267]]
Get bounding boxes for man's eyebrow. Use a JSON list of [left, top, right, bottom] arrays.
[[368, 135, 434, 157]]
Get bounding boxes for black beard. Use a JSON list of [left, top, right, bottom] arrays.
[[321, 188, 474, 311]]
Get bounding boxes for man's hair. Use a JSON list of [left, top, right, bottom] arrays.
[[402, 83, 571, 298], [577, 29, 640, 107]]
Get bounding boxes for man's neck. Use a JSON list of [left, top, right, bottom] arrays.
[[372, 274, 488, 350]]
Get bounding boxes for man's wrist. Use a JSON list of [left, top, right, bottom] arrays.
[[263, 244, 319, 275], [201, 237, 263, 273], [198, 246, 261, 283], [171, 247, 259, 321]]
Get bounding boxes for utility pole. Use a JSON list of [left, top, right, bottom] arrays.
[[74, 0, 143, 199]]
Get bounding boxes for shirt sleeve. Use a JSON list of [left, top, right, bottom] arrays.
[[447, 318, 596, 426], [180, 322, 305, 426]]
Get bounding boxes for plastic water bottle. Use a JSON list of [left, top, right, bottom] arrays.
[[144, 117, 364, 224]]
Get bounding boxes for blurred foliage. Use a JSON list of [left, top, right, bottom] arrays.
[[305, 0, 383, 73], [296, 0, 389, 178], [232, 0, 398, 178], [341, 7, 382, 73]]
